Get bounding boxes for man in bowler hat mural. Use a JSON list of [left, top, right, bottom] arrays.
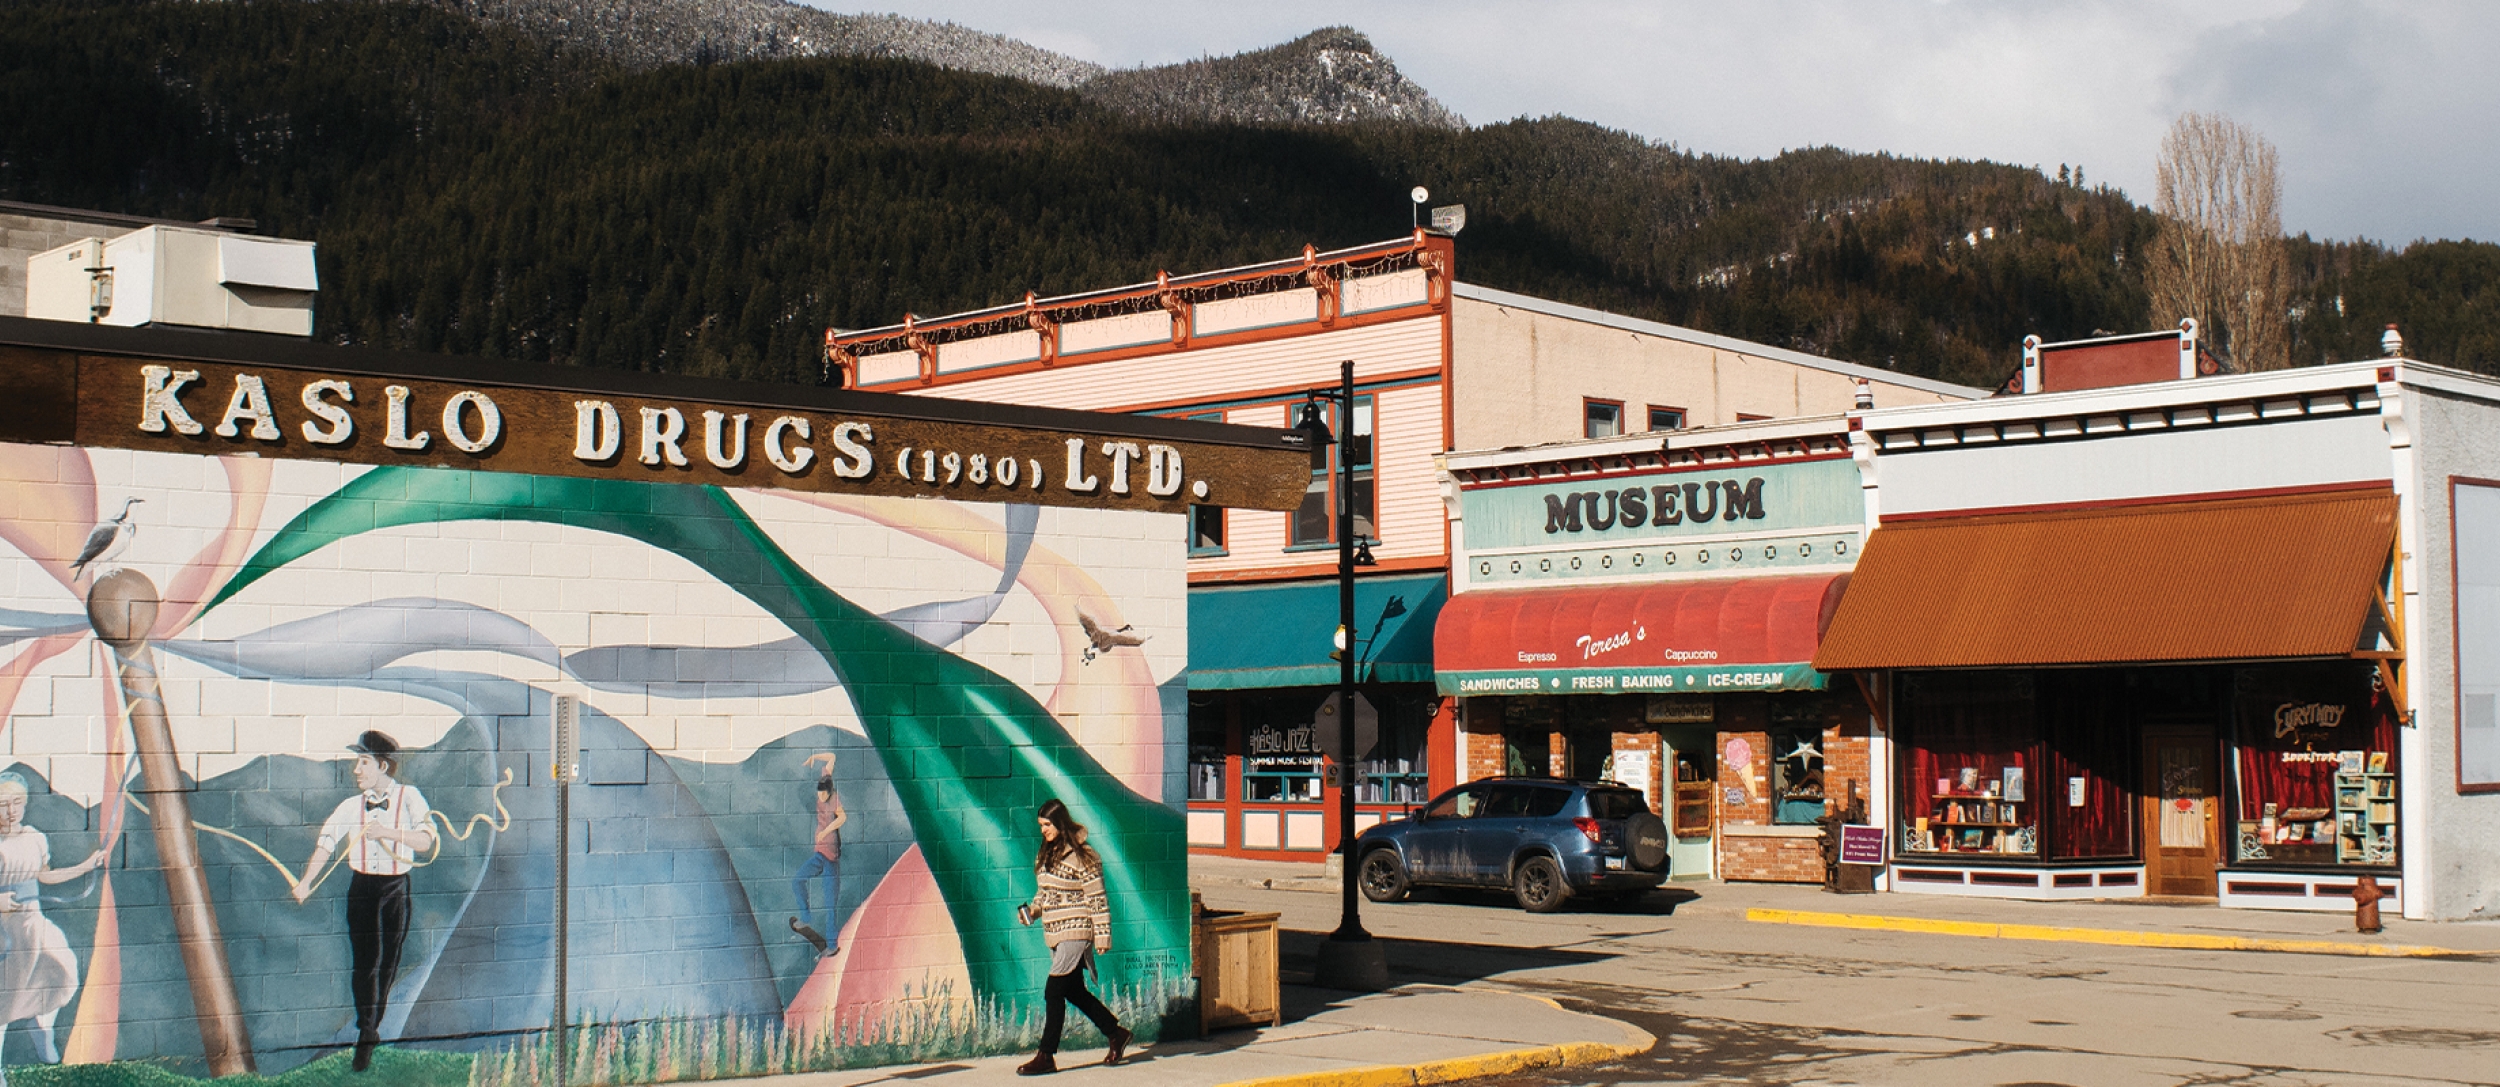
[[291, 731, 434, 1072]]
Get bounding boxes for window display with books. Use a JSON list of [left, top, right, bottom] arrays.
[[2230, 664, 2398, 868], [1895, 674, 2039, 857]]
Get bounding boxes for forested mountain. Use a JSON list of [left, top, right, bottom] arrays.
[[3, 0, 2493, 389]]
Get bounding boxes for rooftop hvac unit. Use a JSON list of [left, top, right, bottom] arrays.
[[27, 225, 316, 336]]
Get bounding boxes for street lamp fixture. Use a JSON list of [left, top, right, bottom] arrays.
[[1305, 359, 1389, 992]]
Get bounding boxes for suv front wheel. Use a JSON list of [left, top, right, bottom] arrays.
[[1358, 849, 1410, 903], [1511, 855, 1570, 913]]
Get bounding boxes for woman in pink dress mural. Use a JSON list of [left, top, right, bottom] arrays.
[[0, 772, 107, 1067]]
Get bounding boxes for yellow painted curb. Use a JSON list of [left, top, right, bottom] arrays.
[[1215, 1001, 1655, 1087], [1746, 907, 2477, 959]]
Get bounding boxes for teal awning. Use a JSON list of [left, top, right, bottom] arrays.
[[1188, 572, 1447, 690]]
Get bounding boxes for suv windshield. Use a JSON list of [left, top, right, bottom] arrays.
[[1584, 788, 1649, 820]]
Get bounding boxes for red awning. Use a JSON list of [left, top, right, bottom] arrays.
[[1434, 573, 1849, 694]]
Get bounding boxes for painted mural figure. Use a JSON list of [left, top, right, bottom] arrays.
[[289, 731, 435, 1073], [788, 750, 847, 957], [1013, 799, 1129, 1077], [0, 772, 107, 1066]]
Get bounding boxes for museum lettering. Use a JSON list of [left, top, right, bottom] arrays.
[[1543, 478, 1767, 534]]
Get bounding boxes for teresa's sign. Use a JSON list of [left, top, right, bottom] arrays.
[[0, 339, 1309, 513]]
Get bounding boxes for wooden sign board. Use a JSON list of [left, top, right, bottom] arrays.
[[1839, 823, 1886, 866], [0, 326, 1311, 514]]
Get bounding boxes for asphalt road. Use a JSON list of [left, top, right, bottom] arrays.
[[1197, 882, 2500, 1087]]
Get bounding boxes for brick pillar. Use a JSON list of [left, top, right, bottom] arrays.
[[1823, 705, 1872, 814], [1612, 730, 1665, 813], [1461, 700, 1507, 782]]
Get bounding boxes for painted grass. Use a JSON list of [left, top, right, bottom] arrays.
[[8, 1047, 471, 1087], [1, 977, 1191, 1086], [472, 974, 1192, 1086]]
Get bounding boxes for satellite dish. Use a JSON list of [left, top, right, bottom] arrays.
[[1429, 204, 1467, 236], [1409, 186, 1429, 204]]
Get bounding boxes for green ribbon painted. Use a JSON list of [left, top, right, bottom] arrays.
[[201, 467, 1183, 1015]]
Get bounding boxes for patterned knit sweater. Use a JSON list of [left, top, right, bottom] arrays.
[[1028, 849, 1112, 954]]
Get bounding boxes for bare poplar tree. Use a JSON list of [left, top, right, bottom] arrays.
[[2145, 112, 2288, 370]]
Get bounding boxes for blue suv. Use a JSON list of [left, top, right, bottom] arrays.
[[1353, 778, 1671, 912]]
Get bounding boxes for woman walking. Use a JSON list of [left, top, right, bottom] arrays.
[[1015, 799, 1130, 1076]]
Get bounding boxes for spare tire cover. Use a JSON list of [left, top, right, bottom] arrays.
[[1626, 811, 1670, 871]]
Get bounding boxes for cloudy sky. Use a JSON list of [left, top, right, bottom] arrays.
[[810, 1, 2497, 245]]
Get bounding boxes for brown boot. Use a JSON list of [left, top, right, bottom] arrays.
[[1104, 1025, 1132, 1066], [1016, 1053, 1057, 1076]]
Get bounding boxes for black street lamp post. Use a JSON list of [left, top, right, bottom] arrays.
[[1296, 358, 1390, 991]]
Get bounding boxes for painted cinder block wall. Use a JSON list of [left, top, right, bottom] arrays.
[[0, 442, 1191, 1081]]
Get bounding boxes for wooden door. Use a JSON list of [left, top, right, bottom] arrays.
[[2141, 726, 2221, 896]]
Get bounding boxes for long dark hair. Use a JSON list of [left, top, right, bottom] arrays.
[[1035, 798, 1096, 872]]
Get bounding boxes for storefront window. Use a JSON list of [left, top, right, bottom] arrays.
[[1768, 720, 1828, 825], [1241, 691, 1323, 802], [1500, 698, 1561, 777], [1897, 673, 2038, 856], [1356, 694, 1433, 805], [2230, 663, 2399, 867], [2034, 670, 2142, 860], [1187, 694, 1227, 802]]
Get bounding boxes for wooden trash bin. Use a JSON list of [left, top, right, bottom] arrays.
[[1192, 897, 1282, 1035]]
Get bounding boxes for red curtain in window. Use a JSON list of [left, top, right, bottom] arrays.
[[1896, 673, 2036, 853], [2034, 671, 2140, 859]]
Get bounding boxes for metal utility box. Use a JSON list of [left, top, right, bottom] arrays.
[[24, 237, 106, 323], [28, 225, 315, 336]]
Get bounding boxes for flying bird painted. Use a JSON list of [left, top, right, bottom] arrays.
[[69, 497, 143, 582], [1077, 613, 1146, 664]]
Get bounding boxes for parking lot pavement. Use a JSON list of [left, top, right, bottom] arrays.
[[1195, 863, 2500, 1086], [726, 984, 1651, 1087]]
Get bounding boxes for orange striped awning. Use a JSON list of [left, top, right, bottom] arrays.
[[1812, 489, 2397, 670]]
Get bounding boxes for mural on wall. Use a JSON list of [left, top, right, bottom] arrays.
[[0, 443, 1189, 1085]]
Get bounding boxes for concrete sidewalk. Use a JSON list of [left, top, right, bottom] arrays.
[[729, 985, 1651, 1087], [1191, 854, 2500, 958]]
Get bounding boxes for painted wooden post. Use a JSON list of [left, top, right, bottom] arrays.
[[86, 569, 256, 1076]]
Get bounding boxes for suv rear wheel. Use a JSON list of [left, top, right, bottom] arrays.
[[1512, 855, 1570, 913], [1358, 849, 1410, 903]]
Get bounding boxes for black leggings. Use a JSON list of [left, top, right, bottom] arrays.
[[1039, 969, 1119, 1055]]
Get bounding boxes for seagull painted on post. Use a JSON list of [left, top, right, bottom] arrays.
[[70, 497, 143, 582]]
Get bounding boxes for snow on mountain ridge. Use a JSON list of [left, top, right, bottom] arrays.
[[425, 1, 1462, 127]]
